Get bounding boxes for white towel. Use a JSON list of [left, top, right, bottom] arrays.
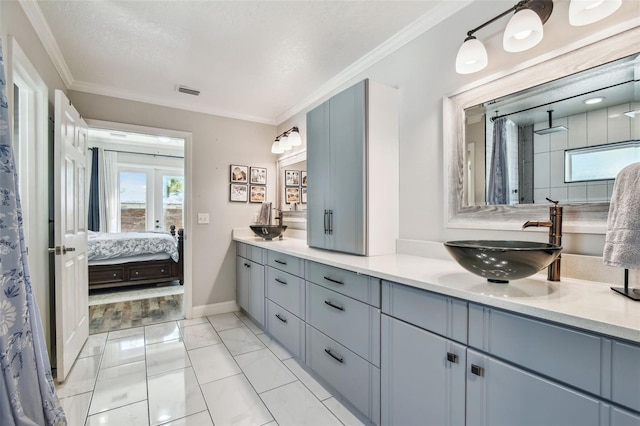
[[603, 162, 640, 269], [258, 202, 272, 225]]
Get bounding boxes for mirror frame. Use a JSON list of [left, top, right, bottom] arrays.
[[444, 27, 640, 234]]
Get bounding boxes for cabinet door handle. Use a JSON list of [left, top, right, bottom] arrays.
[[446, 352, 458, 364], [323, 276, 344, 285], [274, 259, 287, 265], [329, 210, 333, 235], [324, 300, 344, 311], [324, 348, 344, 363], [275, 278, 287, 285], [275, 314, 287, 323], [324, 210, 329, 234], [471, 364, 484, 377], [244, 263, 251, 268]]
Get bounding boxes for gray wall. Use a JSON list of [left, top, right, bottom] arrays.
[[278, 0, 639, 256]]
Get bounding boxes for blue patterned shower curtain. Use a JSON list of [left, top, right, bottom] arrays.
[[0, 39, 66, 425]]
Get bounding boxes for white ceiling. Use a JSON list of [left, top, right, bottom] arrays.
[[23, 0, 468, 125]]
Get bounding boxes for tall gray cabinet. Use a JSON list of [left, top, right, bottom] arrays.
[[306, 79, 398, 256]]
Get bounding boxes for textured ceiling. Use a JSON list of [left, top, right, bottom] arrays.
[[31, 0, 457, 124]]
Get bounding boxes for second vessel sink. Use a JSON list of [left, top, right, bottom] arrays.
[[250, 225, 288, 240], [443, 240, 562, 283]]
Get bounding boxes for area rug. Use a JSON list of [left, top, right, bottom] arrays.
[[89, 294, 183, 335]]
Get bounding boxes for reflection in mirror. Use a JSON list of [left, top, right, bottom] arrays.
[[443, 26, 640, 234], [465, 53, 639, 207], [276, 150, 307, 230]]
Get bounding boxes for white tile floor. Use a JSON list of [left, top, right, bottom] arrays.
[[57, 311, 368, 426]]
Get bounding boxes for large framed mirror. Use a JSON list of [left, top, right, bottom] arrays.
[[444, 27, 639, 233], [276, 150, 307, 229]]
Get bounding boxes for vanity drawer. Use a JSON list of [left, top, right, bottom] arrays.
[[306, 282, 380, 366], [266, 251, 304, 277], [611, 340, 640, 412], [266, 267, 305, 319], [247, 245, 264, 264], [306, 324, 380, 425], [306, 261, 380, 307], [236, 242, 248, 258], [266, 299, 305, 361], [382, 280, 468, 344], [468, 304, 604, 397]]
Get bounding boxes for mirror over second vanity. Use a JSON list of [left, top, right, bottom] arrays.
[[444, 28, 640, 232], [276, 150, 307, 230]]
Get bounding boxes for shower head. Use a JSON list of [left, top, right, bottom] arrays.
[[534, 110, 568, 135]]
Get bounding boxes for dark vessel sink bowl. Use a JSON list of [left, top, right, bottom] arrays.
[[443, 240, 562, 283], [250, 225, 288, 240]]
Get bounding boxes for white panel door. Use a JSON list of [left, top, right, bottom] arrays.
[[54, 90, 89, 382]]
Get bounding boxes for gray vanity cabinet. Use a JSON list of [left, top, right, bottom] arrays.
[[466, 350, 640, 426], [306, 79, 398, 256], [381, 281, 468, 426], [264, 251, 306, 360], [381, 315, 466, 426], [307, 80, 365, 255], [236, 243, 265, 326]]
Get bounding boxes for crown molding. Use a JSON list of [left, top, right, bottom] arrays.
[[70, 80, 277, 126], [18, 0, 74, 88], [275, 0, 474, 124]]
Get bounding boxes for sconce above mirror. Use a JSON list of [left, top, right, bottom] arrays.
[[444, 28, 639, 233]]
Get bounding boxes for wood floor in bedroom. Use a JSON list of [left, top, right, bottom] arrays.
[[89, 294, 184, 334]]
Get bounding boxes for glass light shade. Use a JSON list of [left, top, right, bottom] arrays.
[[288, 130, 302, 146], [279, 135, 292, 150], [569, 0, 622, 26], [503, 8, 544, 52], [271, 140, 284, 154], [455, 37, 488, 74]]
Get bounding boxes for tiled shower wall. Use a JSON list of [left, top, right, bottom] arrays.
[[533, 103, 639, 204]]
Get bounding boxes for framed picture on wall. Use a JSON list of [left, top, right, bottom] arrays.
[[301, 171, 307, 187], [285, 170, 300, 186], [230, 184, 248, 202], [250, 185, 266, 203], [286, 187, 300, 204], [230, 165, 248, 183], [301, 187, 307, 204], [250, 167, 267, 185]]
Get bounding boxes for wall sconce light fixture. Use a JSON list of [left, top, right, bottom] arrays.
[[271, 126, 302, 154], [456, 0, 622, 75]]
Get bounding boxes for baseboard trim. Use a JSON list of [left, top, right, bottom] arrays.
[[190, 300, 239, 319]]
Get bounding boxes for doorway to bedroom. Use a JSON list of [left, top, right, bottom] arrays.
[[86, 123, 189, 334]]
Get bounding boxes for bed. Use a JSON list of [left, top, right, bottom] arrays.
[[88, 225, 184, 290]]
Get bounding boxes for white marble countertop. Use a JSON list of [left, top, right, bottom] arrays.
[[233, 231, 640, 343]]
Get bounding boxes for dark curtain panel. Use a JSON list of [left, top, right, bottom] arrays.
[[88, 147, 100, 231]]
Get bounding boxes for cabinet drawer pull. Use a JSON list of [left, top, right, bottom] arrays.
[[161, 269, 165, 273], [275, 314, 287, 323], [274, 259, 287, 265], [446, 352, 458, 364], [113, 273, 117, 277], [324, 300, 344, 311], [324, 348, 344, 364], [135, 271, 139, 275], [275, 278, 287, 285], [323, 276, 344, 285], [471, 364, 484, 377], [324, 210, 329, 234]]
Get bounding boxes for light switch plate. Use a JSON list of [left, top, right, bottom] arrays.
[[197, 213, 210, 224]]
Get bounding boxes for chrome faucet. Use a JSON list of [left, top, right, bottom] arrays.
[[522, 198, 563, 281]]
